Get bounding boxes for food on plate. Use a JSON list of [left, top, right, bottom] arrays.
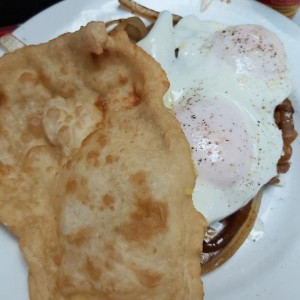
[[125, 9, 296, 270], [138, 10, 293, 223], [0, 22, 206, 299]]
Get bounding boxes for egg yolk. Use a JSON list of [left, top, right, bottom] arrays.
[[175, 95, 253, 189]]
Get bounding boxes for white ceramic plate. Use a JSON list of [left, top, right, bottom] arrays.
[[0, 0, 299, 299]]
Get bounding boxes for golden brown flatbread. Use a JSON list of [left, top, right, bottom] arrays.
[[0, 22, 206, 299]]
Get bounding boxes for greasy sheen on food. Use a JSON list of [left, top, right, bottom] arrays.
[[0, 22, 206, 299]]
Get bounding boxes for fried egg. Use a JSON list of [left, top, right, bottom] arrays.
[[138, 11, 292, 223]]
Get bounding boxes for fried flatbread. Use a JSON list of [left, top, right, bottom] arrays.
[[0, 22, 206, 299]]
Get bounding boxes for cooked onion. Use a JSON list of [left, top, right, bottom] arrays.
[[0, 34, 25, 52], [119, 0, 181, 24], [106, 17, 149, 42]]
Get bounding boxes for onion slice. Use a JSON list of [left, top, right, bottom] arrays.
[[0, 34, 25, 53], [119, 0, 181, 24], [106, 17, 149, 42]]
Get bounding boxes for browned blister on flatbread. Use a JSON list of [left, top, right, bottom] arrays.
[[0, 22, 206, 299]]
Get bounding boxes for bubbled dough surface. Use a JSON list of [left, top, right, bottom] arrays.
[[0, 22, 206, 299]]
